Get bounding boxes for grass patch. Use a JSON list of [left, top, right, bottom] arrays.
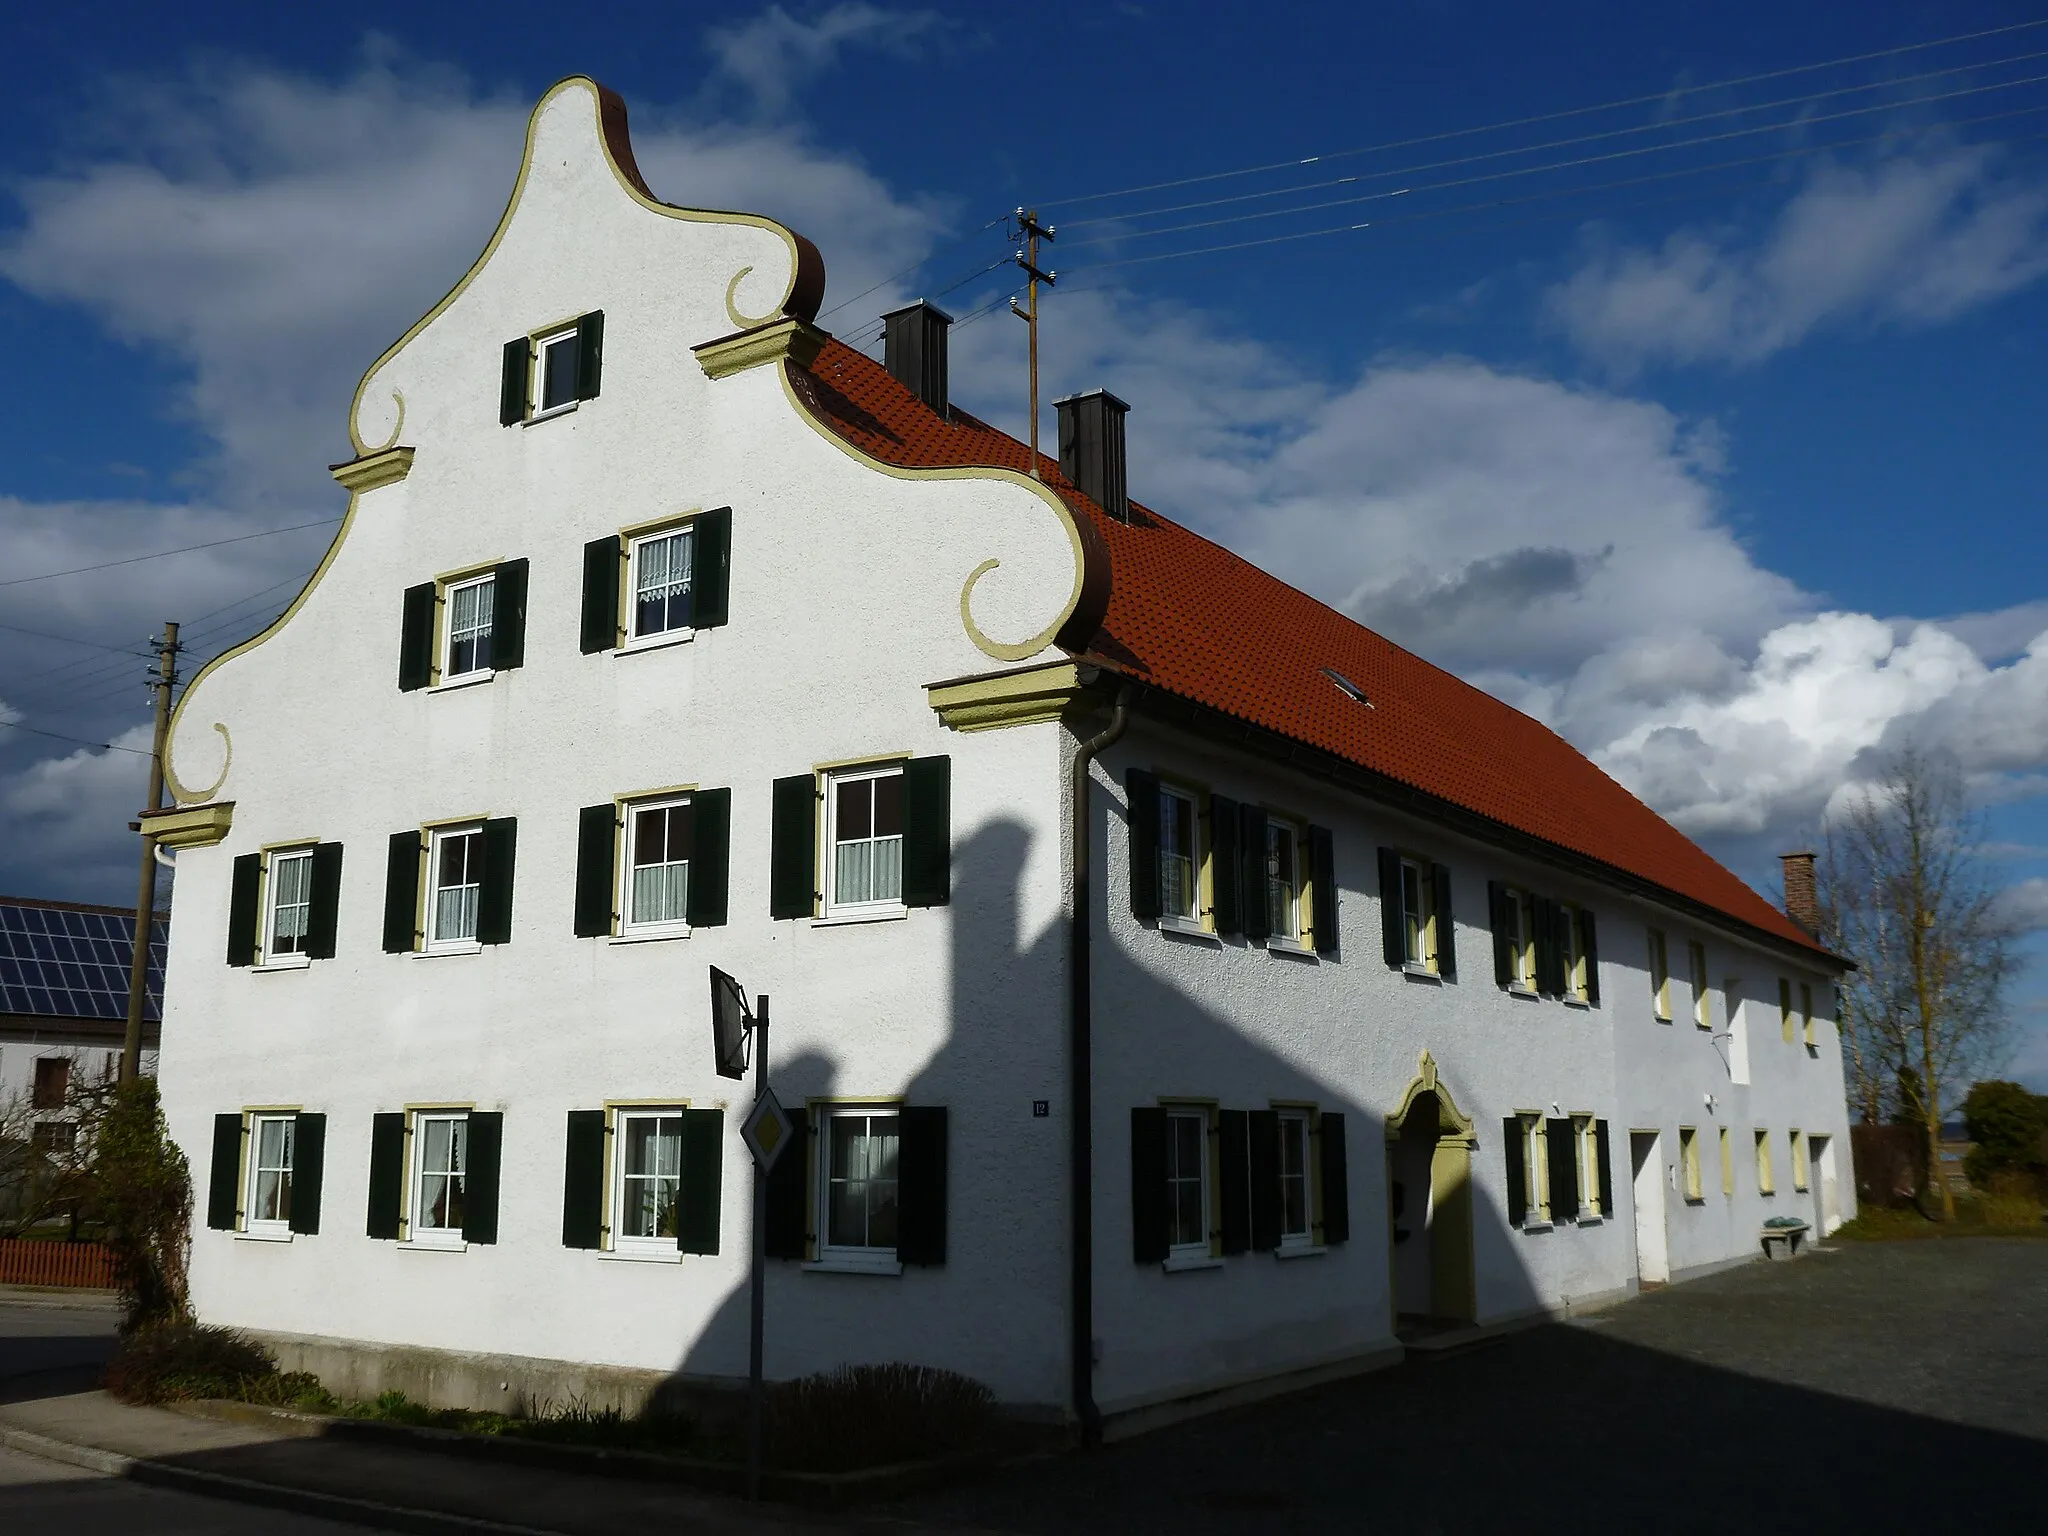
[[333, 1390, 696, 1455], [763, 1363, 997, 1473], [1835, 1192, 2047, 1241]]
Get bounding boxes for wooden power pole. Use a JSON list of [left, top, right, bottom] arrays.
[[1010, 210, 1056, 479], [122, 622, 179, 1084]]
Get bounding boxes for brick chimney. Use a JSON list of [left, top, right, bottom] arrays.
[[1780, 851, 1819, 935]]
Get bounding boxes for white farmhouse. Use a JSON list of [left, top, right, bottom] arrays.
[[148, 78, 1854, 1436]]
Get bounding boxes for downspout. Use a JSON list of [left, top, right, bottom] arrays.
[[1070, 683, 1131, 1449]]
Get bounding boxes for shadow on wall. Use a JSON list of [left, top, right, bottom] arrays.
[[660, 786, 1556, 1422]]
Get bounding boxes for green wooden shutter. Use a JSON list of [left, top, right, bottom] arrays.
[[289, 1113, 326, 1235], [463, 1111, 503, 1245], [1595, 1119, 1614, 1219], [580, 536, 622, 653], [690, 506, 732, 630], [1580, 909, 1601, 1004], [305, 842, 344, 960], [382, 832, 421, 953], [366, 1112, 405, 1239], [398, 581, 436, 691], [1209, 795, 1241, 936], [678, 1108, 724, 1255], [901, 756, 951, 908], [1318, 1112, 1349, 1244], [561, 1110, 607, 1249], [896, 1105, 948, 1266], [686, 789, 731, 928], [1130, 1107, 1169, 1263], [1504, 1118, 1527, 1227], [1248, 1108, 1282, 1252], [769, 774, 818, 919], [573, 804, 617, 938], [1217, 1109, 1250, 1256], [500, 337, 529, 425], [1309, 825, 1339, 958], [1126, 770, 1161, 922], [1488, 881, 1513, 987], [764, 1106, 811, 1259], [1239, 804, 1271, 943], [1533, 898, 1562, 995], [1432, 863, 1457, 981], [574, 310, 604, 400], [226, 854, 261, 967], [207, 1113, 243, 1230], [1377, 846, 1403, 967], [1546, 1118, 1577, 1222], [476, 818, 518, 946], [490, 559, 529, 671]]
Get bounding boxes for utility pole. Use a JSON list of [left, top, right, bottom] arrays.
[[1010, 209, 1056, 479], [122, 622, 179, 1084]]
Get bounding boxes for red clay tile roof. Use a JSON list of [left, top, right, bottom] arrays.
[[793, 336, 1828, 958]]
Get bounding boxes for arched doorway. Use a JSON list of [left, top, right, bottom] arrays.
[[1386, 1051, 1477, 1327]]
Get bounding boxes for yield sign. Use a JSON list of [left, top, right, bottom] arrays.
[[741, 1088, 795, 1171]]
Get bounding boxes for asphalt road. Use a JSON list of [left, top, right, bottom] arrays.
[[0, 1440, 367, 1533]]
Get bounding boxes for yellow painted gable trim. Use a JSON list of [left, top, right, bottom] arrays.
[[694, 317, 828, 379], [140, 801, 234, 850], [329, 446, 415, 492], [926, 661, 1094, 732]]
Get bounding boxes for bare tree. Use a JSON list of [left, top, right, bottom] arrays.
[[1819, 746, 2014, 1219], [0, 1049, 111, 1240]]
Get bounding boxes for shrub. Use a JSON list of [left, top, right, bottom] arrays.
[[763, 1363, 996, 1473], [94, 1078, 193, 1332], [1962, 1081, 2047, 1188], [103, 1322, 274, 1404]]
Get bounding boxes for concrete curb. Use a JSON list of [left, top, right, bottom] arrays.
[[0, 1420, 560, 1535], [0, 1287, 122, 1312]]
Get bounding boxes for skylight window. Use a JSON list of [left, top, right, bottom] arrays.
[[1322, 668, 1374, 708]]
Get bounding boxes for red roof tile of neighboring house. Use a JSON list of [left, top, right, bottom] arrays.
[[791, 337, 1829, 957]]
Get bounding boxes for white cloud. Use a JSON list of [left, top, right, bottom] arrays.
[[704, 4, 956, 117], [0, 724, 156, 898], [1996, 879, 2048, 935], [1547, 146, 2048, 371]]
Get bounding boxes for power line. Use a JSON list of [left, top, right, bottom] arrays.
[[1059, 45, 2048, 231], [837, 253, 1018, 347], [816, 216, 1009, 323], [1038, 17, 2048, 208], [0, 618, 150, 655], [0, 718, 152, 757], [1060, 74, 2048, 253], [0, 517, 341, 590]]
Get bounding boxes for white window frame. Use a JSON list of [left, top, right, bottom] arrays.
[[612, 1106, 686, 1260], [1277, 1109, 1315, 1250], [1399, 856, 1438, 973], [1164, 1105, 1214, 1264], [1157, 783, 1203, 931], [814, 1102, 903, 1274], [1689, 940, 1710, 1029], [1572, 1114, 1599, 1219], [1502, 885, 1536, 991], [532, 325, 581, 419], [244, 1112, 295, 1238], [625, 525, 695, 648], [425, 824, 485, 954], [1679, 1126, 1703, 1201], [1264, 817, 1305, 948], [1648, 927, 1670, 1021], [620, 795, 692, 939], [822, 765, 907, 920], [409, 1110, 469, 1248], [263, 847, 315, 967], [1516, 1112, 1550, 1228], [441, 573, 496, 682]]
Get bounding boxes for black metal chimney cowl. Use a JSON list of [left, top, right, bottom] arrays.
[[882, 300, 952, 419], [1056, 390, 1130, 522]]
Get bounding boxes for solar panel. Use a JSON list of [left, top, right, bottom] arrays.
[[0, 902, 168, 1022]]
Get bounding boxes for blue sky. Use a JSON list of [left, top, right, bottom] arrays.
[[2, 1, 2046, 1085]]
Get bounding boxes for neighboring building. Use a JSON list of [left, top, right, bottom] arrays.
[[149, 78, 1854, 1432], [0, 894, 165, 1155]]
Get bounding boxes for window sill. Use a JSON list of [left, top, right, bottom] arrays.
[[1507, 983, 1539, 999], [1265, 938, 1316, 960], [415, 943, 483, 960], [1695, 1021, 1713, 1031], [803, 1255, 903, 1277], [1162, 1251, 1225, 1273], [1684, 1196, 1707, 1206], [1576, 1213, 1604, 1227], [1274, 1242, 1326, 1260], [610, 926, 690, 945], [1654, 1014, 1674, 1026], [399, 1236, 467, 1253], [428, 671, 495, 695], [524, 401, 578, 426], [1401, 963, 1442, 983], [235, 1228, 293, 1243], [252, 956, 312, 973], [619, 630, 694, 657], [1157, 918, 1219, 945], [1561, 996, 1591, 1010], [1518, 1220, 1554, 1235], [812, 908, 907, 928], [601, 1246, 682, 1265]]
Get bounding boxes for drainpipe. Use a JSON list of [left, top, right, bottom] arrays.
[[1070, 682, 1131, 1449]]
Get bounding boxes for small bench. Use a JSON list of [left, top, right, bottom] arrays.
[[1760, 1219, 1810, 1260]]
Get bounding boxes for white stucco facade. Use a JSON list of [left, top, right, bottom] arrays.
[[154, 78, 1854, 1428]]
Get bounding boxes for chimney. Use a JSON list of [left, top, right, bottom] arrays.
[[1780, 851, 1819, 935], [1056, 389, 1130, 521], [882, 300, 951, 418]]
